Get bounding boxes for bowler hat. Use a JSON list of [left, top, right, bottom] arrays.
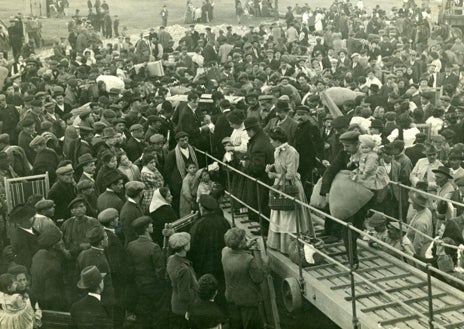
[[275, 100, 290, 112], [77, 265, 106, 290], [244, 117, 260, 130], [432, 166, 453, 179]]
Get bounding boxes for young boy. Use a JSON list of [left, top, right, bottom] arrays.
[[179, 163, 198, 217]]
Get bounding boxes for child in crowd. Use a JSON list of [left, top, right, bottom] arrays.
[[179, 163, 198, 217], [351, 134, 389, 191], [0, 273, 36, 329], [196, 169, 214, 203]]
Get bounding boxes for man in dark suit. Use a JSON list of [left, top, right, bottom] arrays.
[[212, 99, 233, 159], [120, 181, 145, 246], [54, 91, 72, 119], [438, 65, 460, 93], [405, 133, 427, 167], [177, 92, 210, 150], [96, 170, 125, 213], [10, 204, 40, 270], [71, 265, 113, 329], [125, 124, 145, 162], [243, 117, 274, 230], [202, 39, 218, 63], [18, 118, 36, 165]]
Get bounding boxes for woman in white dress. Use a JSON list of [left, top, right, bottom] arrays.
[[265, 127, 310, 254]]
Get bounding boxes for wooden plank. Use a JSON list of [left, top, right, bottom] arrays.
[[361, 293, 448, 313], [317, 264, 392, 280], [379, 314, 420, 326], [433, 303, 464, 315], [445, 320, 464, 329], [345, 282, 427, 301], [331, 273, 410, 290]]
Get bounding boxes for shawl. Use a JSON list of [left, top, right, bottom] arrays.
[[175, 144, 199, 180], [149, 188, 170, 213]]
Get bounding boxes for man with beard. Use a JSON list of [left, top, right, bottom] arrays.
[[293, 105, 323, 194]]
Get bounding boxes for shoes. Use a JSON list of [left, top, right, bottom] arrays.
[[323, 235, 341, 244]]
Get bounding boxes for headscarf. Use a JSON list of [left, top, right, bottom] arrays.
[[149, 188, 170, 213]]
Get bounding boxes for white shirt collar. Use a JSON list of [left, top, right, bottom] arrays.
[[88, 292, 101, 301], [128, 197, 137, 204], [180, 147, 190, 158]]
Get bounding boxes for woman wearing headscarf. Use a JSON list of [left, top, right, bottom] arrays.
[[149, 187, 178, 247]]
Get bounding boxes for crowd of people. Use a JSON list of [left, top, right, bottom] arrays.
[[0, 0, 464, 328]]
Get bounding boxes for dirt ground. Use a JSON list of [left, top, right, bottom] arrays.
[[0, 0, 442, 45]]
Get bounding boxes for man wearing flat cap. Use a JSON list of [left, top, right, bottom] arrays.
[[23, 98, 45, 134], [77, 225, 116, 323], [121, 181, 145, 246], [18, 118, 37, 164], [189, 195, 230, 281], [222, 227, 266, 329], [30, 225, 68, 311], [33, 199, 58, 234], [30, 135, 59, 184], [70, 266, 113, 329], [48, 162, 77, 223], [167, 232, 198, 328], [61, 199, 99, 294], [320, 130, 375, 267], [127, 216, 168, 328]]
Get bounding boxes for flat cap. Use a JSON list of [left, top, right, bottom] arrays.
[[258, 94, 274, 101], [37, 226, 62, 248], [98, 208, 119, 224], [130, 124, 144, 132], [125, 181, 145, 194], [199, 194, 218, 210], [30, 99, 42, 107], [68, 196, 86, 209], [77, 180, 94, 191], [169, 232, 191, 249], [366, 212, 386, 228], [131, 216, 152, 229], [9, 204, 36, 223], [86, 225, 105, 245], [332, 116, 349, 129], [29, 136, 46, 148], [339, 131, 360, 143], [34, 199, 55, 211], [0, 133, 9, 144], [56, 163, 74, 175], [175, 131, 189, 140]]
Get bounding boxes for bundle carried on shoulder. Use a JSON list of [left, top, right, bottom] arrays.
[[328, 170, 374, 220]]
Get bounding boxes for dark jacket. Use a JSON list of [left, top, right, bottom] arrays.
[[97, 189, 125, 213], [166, 254, 198, 316], [48, 180, 77, 222], [293, 120, 323, 176], [149, 204, 177, 247], [12, 227, 39, 270], [320, 149, 354, 195], [104, 228, 128, 288], [126, 236, 165, 293], [125, 136, 145, 162], [188, 212, 231, 278], [120, 200, 143, 246], [177, 105, 206, 149], [70, 294, 113, 329], [18, 130, 36, 164], [30, 249, 67, 311]]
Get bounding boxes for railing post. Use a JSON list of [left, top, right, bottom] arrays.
[[398, 182, 403, 222], [294, 197, 305, 292], [255, 179, 266, 246], [426, 264, 434, 329], [226, 169, 235, 227], [347, 223, 359, 329]]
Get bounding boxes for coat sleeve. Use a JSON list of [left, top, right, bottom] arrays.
[[320, 150, 345, 195]]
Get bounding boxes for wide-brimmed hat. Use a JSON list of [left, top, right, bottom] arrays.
[[432, 166, 453, 179], [244, 117, 260, 130], [9, 204, 36, 224], [77, 265, 106, 290], [77, 153, 96, 168]]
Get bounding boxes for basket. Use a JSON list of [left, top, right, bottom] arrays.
[[269, 177, 299, 211]]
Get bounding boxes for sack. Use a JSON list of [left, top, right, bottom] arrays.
[[288, 238, 324, 267], [269, 180, 299, 211], [310, 178, 327, 209], [329, 170, 374, 220]]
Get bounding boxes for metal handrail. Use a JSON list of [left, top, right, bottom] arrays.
[[195, 147, 464, 328]]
